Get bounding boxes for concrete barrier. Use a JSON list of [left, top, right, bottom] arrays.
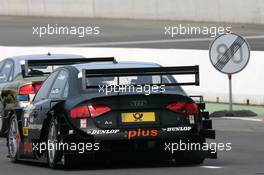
[[0, 0, 264, 24], [0, 46, 263, 105]]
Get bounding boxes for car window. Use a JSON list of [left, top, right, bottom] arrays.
[[63, 81, 69, 98], [49, 70, 69, 99], [0, 61, 4, 70], [33, 71, 59, 102], [86, 75, 168, 86], [0, 60, 14, 82], [85, 74, 183, 93]]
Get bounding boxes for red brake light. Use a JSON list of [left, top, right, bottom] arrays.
[[166, 102, 198, 115], [19, 84, 35, 95], [34, 83, 41, 92], [88, 105, 111, 118], [19, 83, 42, 95], [70, 106, 90, 119], [70, 105, 111, 119]]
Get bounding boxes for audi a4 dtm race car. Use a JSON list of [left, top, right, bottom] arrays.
[[0, 53, 92, 136], [6, 58, 216, 168]]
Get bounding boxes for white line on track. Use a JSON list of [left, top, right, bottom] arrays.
[[244, 35, 264, 39], [221, 117, 264, 122], [200, 166, 223, 169], [47, 35, 264, 47], [49, 37, 213, 47]]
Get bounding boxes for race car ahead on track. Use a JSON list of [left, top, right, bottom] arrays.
[[0, 53, 89, 136], [6, 59, 216, 168]]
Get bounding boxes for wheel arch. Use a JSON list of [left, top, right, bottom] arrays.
[[39, 100, 68, 141], [6, 108, 24, 145]]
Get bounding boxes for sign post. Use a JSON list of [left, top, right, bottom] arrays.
[[209, 33, 250, 115], [228, 74, 232, 112]]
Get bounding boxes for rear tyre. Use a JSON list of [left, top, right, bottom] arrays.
[[47, 117, 62, 169], [175, 154, 205, 165], [173, 138, 206, 165], [0, 102, 6, 136], [7, 114, 20, 162], [62, 154, 75, 169]]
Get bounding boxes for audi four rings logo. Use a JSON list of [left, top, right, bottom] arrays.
[[130, 100, 147, 107]]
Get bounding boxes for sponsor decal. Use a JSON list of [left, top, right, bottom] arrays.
[[80, 119, 87, 128], [162, 126, 192, 132], [127, 129, 158, 140], [28, 124, 42, 130], [23, 127, 28, 136], [57, 74, 66, 80], [87, 129, 120, 135], [24, 141, 33, 153], [133, 112, 143, 121], [50, 88, 60, 94], [189, 115, 195, 124], [16, 130, 21, 146]]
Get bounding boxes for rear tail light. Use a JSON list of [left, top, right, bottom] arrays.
[[18, 83, 42, 95], [70, 104, 111, 119], [70, 106, 90, 119], [33, 83, 41, 92], [19, 84, 35, 95], [166, 102, 198, 116]]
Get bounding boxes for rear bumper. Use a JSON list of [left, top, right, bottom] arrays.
[[62, 128, 216, 153], [61, 130, 217, 159], [63, 127, 215, 141]]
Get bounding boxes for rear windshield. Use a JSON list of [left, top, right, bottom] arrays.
[[27, 65, 62, 77], [86, 75, 183, 94], [0, 60, 13, 83], [87, 75, 172, 86]]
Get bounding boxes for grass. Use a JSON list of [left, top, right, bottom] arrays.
[[205, 103, 264, 117]]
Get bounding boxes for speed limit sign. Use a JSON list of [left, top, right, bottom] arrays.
[[209, 33, 250, 74], [209, 33, 250, 113]]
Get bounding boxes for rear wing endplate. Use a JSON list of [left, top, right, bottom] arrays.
[[21, 57, 116, 77], [82, 65, 199, 89]]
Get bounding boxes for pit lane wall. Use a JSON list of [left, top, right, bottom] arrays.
[[0, 0, 264, 24], [0, 46, 263, 105]]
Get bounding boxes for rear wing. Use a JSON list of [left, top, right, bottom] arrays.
[[21, 57, 116, 77], [82, 65, 199, 89]]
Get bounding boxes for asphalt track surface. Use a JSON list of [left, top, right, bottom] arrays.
[[0, 16, 264, 50], [0, 117, 263, 175]]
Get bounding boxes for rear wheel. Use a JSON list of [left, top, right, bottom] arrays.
[[175, 154, 205, 165], [7, 114, 20, 162], [61, 154, 75, 169], [173, 138, 206, 165], [0, 102, 5, 136], [47, 117, 62, 169], [0, 117, 3, 136]]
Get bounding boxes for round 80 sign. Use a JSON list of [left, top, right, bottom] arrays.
[[209, 33, 250, 74]]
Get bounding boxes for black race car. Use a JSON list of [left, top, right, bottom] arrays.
[[0, 53, 87, 135], [0, 54, 115, 136], [6, 59, 216, 168]]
